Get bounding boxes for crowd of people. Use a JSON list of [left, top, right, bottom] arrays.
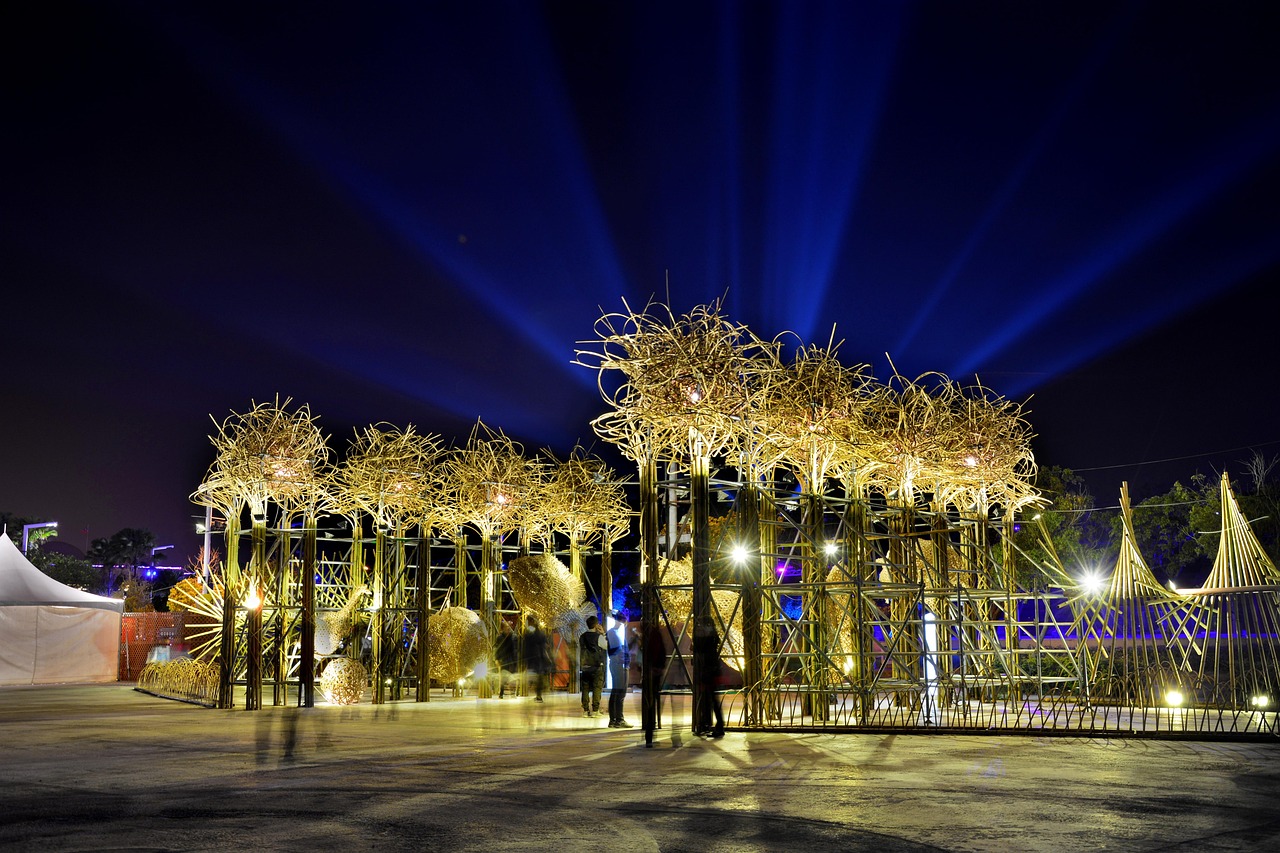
[[486, 608, 725, 741]]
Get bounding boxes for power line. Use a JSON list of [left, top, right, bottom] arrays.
[[1048, 499, 1211, 515], [1070, 439, 1280, 472]]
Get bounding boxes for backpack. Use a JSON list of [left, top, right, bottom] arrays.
[[579, 629, 606, 671]]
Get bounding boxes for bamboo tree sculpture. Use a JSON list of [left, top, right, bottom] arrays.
[[192, 397, 330, 710], [331, 424, 443, 703], [444, 420, 535, 693]]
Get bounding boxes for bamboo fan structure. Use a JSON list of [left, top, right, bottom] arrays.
[[1180, 473, 1280, 708], [1069, 483, 1189, 709]]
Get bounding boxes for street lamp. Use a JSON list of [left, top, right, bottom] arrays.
[[22, 521, 58, 554]]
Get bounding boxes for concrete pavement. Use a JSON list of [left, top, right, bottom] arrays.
[[2, 684, 1279, 851]]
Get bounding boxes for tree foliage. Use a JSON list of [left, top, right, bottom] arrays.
[[1010, 466, 1111, 581], [1114, 478, 1213, 585], [88, 527, 156, 599], [28, 549, 100, 591]]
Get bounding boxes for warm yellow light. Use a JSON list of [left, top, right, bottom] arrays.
[[1166, 690, 1184, 708], [824, 541, 839, 557], [1080, 572, 1104, 594], [963, 454, 979, 468], [1252, 694, 1270, 709], [244, 583, 261, 610], [730, 545, 749, 564]]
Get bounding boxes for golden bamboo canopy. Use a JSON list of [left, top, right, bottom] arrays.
[[534, 446, 630, 548], [578, 298, 768, 462], [192, 396, 331, 517], [330, 423, 445, 527], [757, 336, 873, 492], [443, 420, 537, 537], [579, 299, 1040, 512]]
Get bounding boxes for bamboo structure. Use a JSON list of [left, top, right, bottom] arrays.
[[169, 302, 1280, 741], [578, 298, 1280, 740]]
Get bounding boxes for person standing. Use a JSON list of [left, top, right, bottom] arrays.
[[606, 612, 633, 728], [524, 615, 551, 702], [579, 615, 606, 717], [693, 621, 725, 738]]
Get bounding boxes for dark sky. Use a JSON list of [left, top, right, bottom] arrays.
[[4, 1, 1279, 565]]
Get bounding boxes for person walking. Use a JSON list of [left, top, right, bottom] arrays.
[[606, 612, 633, 728], [495, 619, 519, 698], [524, 615, 551, 702], [579, 614, 606, 718]]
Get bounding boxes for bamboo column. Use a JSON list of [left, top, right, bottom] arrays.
[[739, 479, 763, 725], [690, 448, 713, 734], [415, 530, 431, 703], [639, 455, 660, 746], [300, 515, 317, 707], [245, 515, 267, 711], [218, 512, 241, 709], [372, 525, 387, 704], [272, 519, 290, 706]]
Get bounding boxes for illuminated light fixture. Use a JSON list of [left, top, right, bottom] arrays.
[[824, 542, 839, 557], [1251, 694, 1270, 709], [1168, 580, 1179, 592], [730, 544, 749, 564], [1080, 572, 1104, 594], [244, 582, 262, 611], [963, 454, 979, 468], [1166, 690, 1185, 708], [1032, 513, 1042, 520]]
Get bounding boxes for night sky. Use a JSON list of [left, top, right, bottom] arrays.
[[4, 2, 1279, 566]]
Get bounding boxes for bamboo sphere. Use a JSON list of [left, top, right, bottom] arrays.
[[319, 657, 368, 705], [426, 606, 489, 684], [507, 553, 586, 624]]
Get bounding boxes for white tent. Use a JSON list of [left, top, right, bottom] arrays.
[[0, 532, 123, 685]]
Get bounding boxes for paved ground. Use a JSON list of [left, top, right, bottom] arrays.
[[2, 684, 1280, 852]]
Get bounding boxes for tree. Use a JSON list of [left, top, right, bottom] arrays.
[[0, 512, 57, 551], [88, 527, 156, 598], [1112, 479, 1213, 586], [27, 549, 101, 591], [1009, 466, 1111, 584], [1237, 452, 1280, 565]]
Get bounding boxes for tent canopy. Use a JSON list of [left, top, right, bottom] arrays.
[[0, 534, 123, 610], [0, 532, 122, 685]]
